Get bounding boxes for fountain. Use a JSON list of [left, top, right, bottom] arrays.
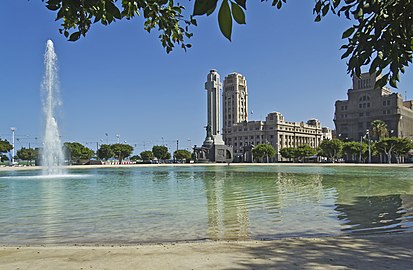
[[41, 40, 65, 175]]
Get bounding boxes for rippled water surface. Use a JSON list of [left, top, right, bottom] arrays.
[[0, 165, 412, 244]]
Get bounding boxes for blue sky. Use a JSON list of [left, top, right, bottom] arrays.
[[1, 0, 412, 155]]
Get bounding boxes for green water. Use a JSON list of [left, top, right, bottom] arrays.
[[0, 165, 412, 244]]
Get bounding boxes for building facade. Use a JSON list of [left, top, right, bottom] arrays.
[[222, 73, 248, 135], [223, 112, 326, 161], [334, 72, 413, 141]]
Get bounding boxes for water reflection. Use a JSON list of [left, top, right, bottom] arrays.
[[0, 166, 413, 244], [336, 195, 403, 233]]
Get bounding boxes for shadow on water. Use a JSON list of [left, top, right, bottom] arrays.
[[336, 194, 413, 234]]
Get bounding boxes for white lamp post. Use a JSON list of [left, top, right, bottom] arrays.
[[10, 127, 15, 165]]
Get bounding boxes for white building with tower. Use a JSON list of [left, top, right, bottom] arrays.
[[221, 72, 331, 162]]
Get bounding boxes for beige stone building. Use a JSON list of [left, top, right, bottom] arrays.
[[223, 73, 248, 136], [334, 72, 413, 141], [224, 113, 327, 161], [221, 72, 330, 162]]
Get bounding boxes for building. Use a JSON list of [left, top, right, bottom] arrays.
[[334, 72, 413, 141], [224, 112, 326, 161], [221, 72, 330, 162], [222, 72, 248, 136], [193, 70, 233, 163]]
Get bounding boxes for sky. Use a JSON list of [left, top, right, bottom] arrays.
[[1, 0, 412, 155]]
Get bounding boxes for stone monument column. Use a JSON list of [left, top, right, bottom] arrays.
[[204, 69, 224, 146]]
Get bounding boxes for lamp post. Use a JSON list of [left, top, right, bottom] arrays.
[[10, 127, 15, 165], [116, 134, 120, 144], [366, 129, 371, 163]]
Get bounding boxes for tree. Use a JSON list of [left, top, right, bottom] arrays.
[[375, 137, 399, 163], [130, 155, 141, 162], [343, 141, 367, 162], [43, 0, 412, 87], [97, 144, 114, 161], [173, 149, 191, 162], [111, 143, 134, 163], [0, 139, 13, 155], [394, 138, 413, 163], [64, 142, 95, 164], [295, 145, 317, 162], [252, 144, 276, 163], [280, 147, 297, 162], [0, 154, 9, 162], [140, 150, 154, 161], [16, 147, 38, 165], [152, 145, 170, 161], [370, 120, 388, 141], [319, 139, 343, 163]]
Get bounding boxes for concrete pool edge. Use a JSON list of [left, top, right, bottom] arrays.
[[1, 233, 412, 269], [1, 162, 413, 172]]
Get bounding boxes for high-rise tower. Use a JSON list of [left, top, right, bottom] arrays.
[[222, 73, 248, 140]]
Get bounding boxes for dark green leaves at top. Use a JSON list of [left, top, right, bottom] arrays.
[[68, 31, 81, 41], [342, 27, 355, 38], [234, 0, 246, 9], [193, 0, 219, 16], [231, 1, 246, 24], [218, 0, 232, 41]]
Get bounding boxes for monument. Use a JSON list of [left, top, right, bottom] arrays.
[[194, 70, 233, 163]]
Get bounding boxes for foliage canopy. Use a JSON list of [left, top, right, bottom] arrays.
[[43, 0, 413, 87], [252, 144, 275, 162]]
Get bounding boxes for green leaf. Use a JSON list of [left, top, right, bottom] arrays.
[[314, 14, 321, 22], [322, 3, 329, 16], [389, 76, 398, 88], [342, 27, 355, 39], [106, 1, 122, 20], [231, 2, 246, 24], [68, 32, 81, 41], [235, 0, 246, 9], [206, 0, 219, 16], [193, 0, 218, 16], [218, 0, 232, 41]]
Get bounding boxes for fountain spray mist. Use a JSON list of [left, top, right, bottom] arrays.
[[41, 40, 65, 175]]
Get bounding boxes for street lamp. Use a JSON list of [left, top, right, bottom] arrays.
[[366, 129, 371, 163], [10, 127, 15, 165], [116, 134, 120, 144]]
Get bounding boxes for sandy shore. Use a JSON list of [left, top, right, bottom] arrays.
[[1, 162, 413, 172], [1, 234, 412, 269]]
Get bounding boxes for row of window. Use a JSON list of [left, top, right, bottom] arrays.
[[359, 102, 371, 108], [357, 78, 372, 89]]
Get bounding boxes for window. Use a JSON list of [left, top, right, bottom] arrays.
[[387, 100, 390, 105], [359, 113, 364, 117]]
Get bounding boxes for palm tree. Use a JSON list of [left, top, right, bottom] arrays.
[[370, 120, 388, 141]]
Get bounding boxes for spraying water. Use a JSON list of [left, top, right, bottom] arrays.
[[41, 40, 65, 175]]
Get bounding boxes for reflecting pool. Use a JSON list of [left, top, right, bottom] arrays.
[[0, 165, 412, 244]]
